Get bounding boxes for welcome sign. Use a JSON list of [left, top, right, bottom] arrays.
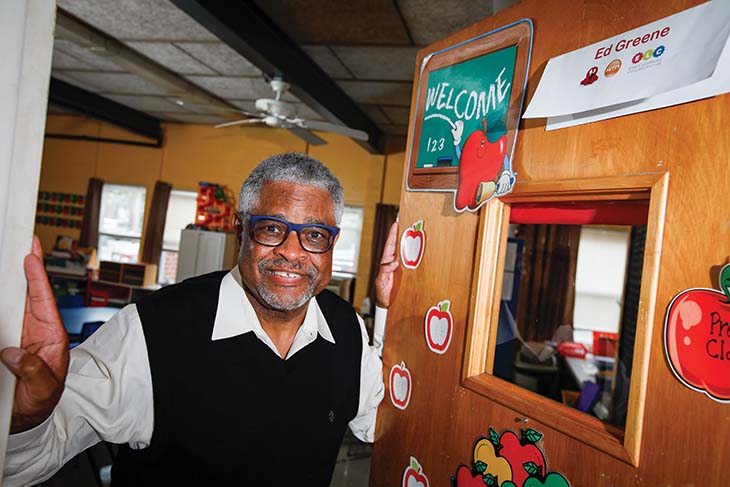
[[406, 20, 532, 213]]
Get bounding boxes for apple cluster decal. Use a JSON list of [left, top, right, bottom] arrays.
[[452, 427, 571, 487]]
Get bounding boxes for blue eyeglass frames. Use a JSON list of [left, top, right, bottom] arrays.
[[248, 215, 340, 253]]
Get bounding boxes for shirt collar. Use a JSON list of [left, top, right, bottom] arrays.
[[211, 267, 335, 346]]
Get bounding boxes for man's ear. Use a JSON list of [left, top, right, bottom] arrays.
[[234, 212, 244, 248]]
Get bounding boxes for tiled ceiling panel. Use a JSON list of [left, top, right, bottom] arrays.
[[292, 103, 325, 121], [51, 50, 94, 71], [397, 0, 494, 45], [62, 71, 168, 95], [331, 46, 419, 81], [253, 0, 411, 45], [50, 0, 514, 143], [103, 95, 189, 114], [53, 39, 125, 71], [185, 76, 300, 102], [126, 42, 216, 75], [58, 0, 218, 42], [176, 43, 262, 77], [382, 106, 413, 125], [337, 81, 413, 106], [301, 46, 353, 80]]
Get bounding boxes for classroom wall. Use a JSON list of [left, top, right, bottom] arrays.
[[37, 114, 405, 308]]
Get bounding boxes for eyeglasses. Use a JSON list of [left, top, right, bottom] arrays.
[[248, 215, 340, 253]]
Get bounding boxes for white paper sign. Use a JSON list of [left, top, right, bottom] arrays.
[[523, 1, 730, 121]]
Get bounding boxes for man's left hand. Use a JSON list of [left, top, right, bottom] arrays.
[[374, 221, 400, 308]]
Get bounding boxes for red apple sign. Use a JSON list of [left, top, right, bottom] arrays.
[[665, 264, 730, 402], [390, 361, 413, 410], [425, 300, 453, 354], [402, 456, 430, 487], [400, 220, 425, 269], [454, 119, 507, 212]]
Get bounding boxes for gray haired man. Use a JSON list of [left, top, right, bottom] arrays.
[[2, 153, 400, 486]]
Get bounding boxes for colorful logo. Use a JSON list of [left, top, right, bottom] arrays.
[[452, 427, 571, 487], [604, 59, 622, 77], [632, 45, 666, 64], [580, 66, 599, 85], [665, 263, 730, 402], [402, 456, 430, 487], [424, 300, 454, 354], [389, 361, 413, 410]]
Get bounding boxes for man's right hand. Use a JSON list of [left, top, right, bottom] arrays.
[[0, 236, 68, 433]]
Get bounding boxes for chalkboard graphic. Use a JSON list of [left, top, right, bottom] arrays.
[[452, 427, 571, 487], [664, 263, 730, 402], [406, 20, 533, 213]]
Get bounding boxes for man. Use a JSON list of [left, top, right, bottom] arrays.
[[1, 153, 399, 485]]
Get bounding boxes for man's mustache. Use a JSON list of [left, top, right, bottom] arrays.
[[259, 258, 318, 279]]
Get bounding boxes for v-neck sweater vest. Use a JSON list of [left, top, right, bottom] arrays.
[[112, 271, 362, 486]]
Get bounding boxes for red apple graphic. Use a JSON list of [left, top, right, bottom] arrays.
[[497, 429, 547, 487], [425, 300, 453, 354], [665, 264, 730, 401], [400, 220, 426, 269], [454, 119, 507, 211], [402, 456, 430, 487], [390, 361, 413, 410], [453, 465, 486, 487]]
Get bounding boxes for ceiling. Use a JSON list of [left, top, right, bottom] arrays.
[[50, 0, 518, 152]]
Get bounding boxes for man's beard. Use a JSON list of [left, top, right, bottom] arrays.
[[255, 257, 319, 311]]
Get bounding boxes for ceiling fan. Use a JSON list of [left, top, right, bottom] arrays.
[[213, 78, 369, 146]]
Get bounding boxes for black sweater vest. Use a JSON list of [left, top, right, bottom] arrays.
[[112, 271, 362, 486]]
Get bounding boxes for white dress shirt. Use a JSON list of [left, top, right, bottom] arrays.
[[3, 268, 386, 486]]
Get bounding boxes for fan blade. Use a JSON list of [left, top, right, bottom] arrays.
[[214, 118, 266, 129], [297, 119, 369, 142], [287, 126, 327, 146]]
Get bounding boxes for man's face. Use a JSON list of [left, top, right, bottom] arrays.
[[238, 180, 336, 313]]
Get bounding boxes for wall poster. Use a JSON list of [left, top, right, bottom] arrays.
[[405, 19, 533, 213]]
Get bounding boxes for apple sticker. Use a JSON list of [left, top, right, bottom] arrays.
[[389, 361, 412, 410], [402, 456, 430, 487], [664, 263, 730, 402], [400, 220, 426, 269], [424, 300, 454, 354]]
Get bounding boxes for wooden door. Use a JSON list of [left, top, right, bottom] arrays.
[[371, 1, 730, 485]]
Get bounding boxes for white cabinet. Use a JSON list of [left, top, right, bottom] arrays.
[[176, 229, 238, 282]]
